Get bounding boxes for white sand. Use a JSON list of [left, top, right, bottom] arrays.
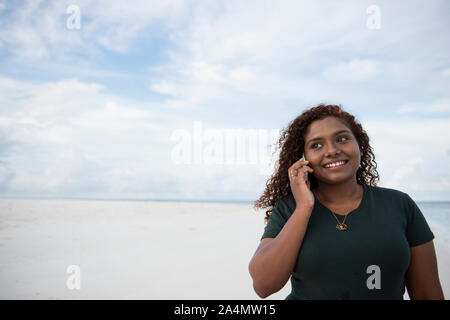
[[0, 199, 448, 300], [427, 221, 450, 299]]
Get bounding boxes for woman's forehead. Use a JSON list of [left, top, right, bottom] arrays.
[[304, 117, 350, 138]]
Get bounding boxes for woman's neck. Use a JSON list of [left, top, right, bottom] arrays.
[[313, 179, 362, 205]]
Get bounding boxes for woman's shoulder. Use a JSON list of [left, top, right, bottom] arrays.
[[366, 183, 408, 199], [365, 184, 418, 211], [273, 193, 297, 214]]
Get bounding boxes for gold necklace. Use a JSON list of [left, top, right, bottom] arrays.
[[315, 191, 349, 231], [331, 211, 348, 231]]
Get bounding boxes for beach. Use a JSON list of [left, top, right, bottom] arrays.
[[0, 199, 448, 300]]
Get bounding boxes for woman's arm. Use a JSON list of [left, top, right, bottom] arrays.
[[248, 205, 312, 298], [405, 240, 445, 299]]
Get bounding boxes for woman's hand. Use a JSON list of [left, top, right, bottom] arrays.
[[288, 158, 314, 210]]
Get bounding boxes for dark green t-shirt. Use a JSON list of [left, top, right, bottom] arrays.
[[260, 183, 435, 300]]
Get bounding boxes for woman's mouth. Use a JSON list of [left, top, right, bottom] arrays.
[[322, 160, 348, 170]]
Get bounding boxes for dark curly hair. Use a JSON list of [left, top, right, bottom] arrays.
[[254, 104, 379, 224]]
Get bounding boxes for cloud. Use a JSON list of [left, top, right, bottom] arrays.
[[322, 59, 381, 82], [441, 68, 450, 78], [149, 81, 181, 97], [0, 161, 10, 182], [430, 98, 450, 113], [364, 117, 450, 199], [396, 98, 450, 116], [143, 0, 449, 115], [0, 0, 191, 63], [385, 157, 424, 189], [0, 75, 178, 197], [8, 147, 82, 192], [72, 101, 162, 132], [23, 80, 104, 118], [0, 1, 449, 201], [0, 78, 106, 147]]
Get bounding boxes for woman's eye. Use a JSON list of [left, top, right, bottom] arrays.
[[311, 136, 349, 149]]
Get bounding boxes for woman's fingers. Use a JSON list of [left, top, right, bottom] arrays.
[[290, 158, 308, 170], [289, 163, 313, 181], [289, 159, 310, 176]]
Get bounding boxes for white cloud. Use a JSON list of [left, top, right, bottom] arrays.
[[0, 78, 107, 146], [396, 98, 450, 115], [385, 157, 424, 189], [441, 68, 450, 78], [23, 79, 105, 119], [430, 98, 450, 113], [364, 118, 450, 199], [322, 59, 380, 82], [0, 75, 179, 196], [387, 62, 427, 81], [1, 1, 449, 200], [73, 101, 162, 132], [0, 163, 7, 183], [0, 0, 191, 63], [149, 62, 263, 108], [365, 119, 450, 159], [149, 81, 181, 97], [8, 147, 82, 192]]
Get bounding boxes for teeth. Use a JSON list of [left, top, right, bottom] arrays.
[[324, 161, 345, 168]]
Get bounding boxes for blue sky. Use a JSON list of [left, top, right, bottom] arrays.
[[0, 0, 449, 201]]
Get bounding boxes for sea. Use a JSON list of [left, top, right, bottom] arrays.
[[417, 202, 450, 226], [416, 202, 450, 242]]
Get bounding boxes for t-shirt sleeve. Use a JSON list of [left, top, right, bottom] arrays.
[[403, 193, 435, 247], [260, 199, 289, 240]]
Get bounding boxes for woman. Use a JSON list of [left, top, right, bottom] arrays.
[[249, 104, 444, 300]]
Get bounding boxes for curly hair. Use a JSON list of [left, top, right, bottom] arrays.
[[254, 104, 379, 224]]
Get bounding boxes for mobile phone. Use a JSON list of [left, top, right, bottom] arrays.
[[302, 152, 309, 182]]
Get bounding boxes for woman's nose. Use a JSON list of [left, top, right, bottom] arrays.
[[324, 143, 341, 157]]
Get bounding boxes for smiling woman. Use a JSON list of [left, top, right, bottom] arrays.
[[254, 104, 379, 222], [249, 104, 445, 300]]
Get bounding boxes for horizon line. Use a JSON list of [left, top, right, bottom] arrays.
[[0, 196, 450, 204], [0, 196, 256, 204]]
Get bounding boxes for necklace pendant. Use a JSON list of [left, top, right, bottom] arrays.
[[336, 223, 348, 231]]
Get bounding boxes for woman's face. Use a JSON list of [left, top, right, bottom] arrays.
[[303, 116, 361, 185]]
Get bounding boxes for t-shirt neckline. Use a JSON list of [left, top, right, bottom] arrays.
[[313, 183, 368, 217]]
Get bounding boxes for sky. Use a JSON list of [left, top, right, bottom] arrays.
[[0, 0, 449, 202]]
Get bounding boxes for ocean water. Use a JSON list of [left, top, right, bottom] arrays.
[[417, 202, 450, 242], [418, 202, 450, 226]]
